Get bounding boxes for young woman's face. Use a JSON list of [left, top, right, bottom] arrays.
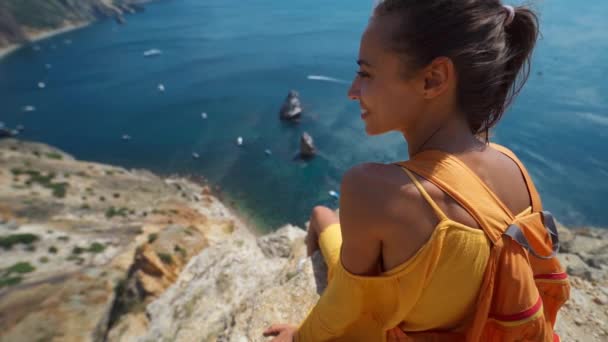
[[348, 17, 426, 136]]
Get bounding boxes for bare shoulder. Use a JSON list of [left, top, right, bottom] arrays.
[[340, 163, 427, 234]]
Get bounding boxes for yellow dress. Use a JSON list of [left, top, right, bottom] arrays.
[[296, 168, 493, 341]]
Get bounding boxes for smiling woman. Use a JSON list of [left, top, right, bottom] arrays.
[[265, 0, 570, 341]]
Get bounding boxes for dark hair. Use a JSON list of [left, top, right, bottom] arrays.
[[374, 0, 539, 137]]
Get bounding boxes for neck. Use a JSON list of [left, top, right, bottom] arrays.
[[403, 115, 484, 157]]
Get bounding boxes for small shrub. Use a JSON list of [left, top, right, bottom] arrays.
[[66, 255, 85, 264], [105, 207, 128, 218], [57, 236, 70, 242], [48, 246, 58, 254], [88, 242, 105, 253], [174, 245, 186, 258], [0, 234, 39, 250], [6, 262, 35, 274], [81, 204, 90, 210], [157, 252, 173, 265], [147, 233, 158, 243], [72, 246, 84, 255], [45, 152, 63, 160], [39, 256, 49, 263], [113, 193, 120, 198], [99, 196, 106, 202], [0, 276, 22, 288]]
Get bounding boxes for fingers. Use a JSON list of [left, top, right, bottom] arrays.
[[263, 324, 287, 337], [387, 327, 409, 342]]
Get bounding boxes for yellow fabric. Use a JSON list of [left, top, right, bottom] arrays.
[[297, 168, 492, 341]]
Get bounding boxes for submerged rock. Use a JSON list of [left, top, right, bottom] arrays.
[[279, 90, 303, 121], [300, 132, 316, 158]]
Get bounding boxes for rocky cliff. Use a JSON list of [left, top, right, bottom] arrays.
[[0, 139, 606, 341], [0, 0, 153, 49]]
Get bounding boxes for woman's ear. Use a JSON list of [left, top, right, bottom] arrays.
[[423, 57, 454, 99]]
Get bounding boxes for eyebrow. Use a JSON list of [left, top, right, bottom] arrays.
[[357, 59, 372, 67]]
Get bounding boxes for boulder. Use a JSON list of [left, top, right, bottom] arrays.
[[279, 90, 303, 121], [300, 132, 316, 158]]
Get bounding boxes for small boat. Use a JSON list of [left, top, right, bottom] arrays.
[[23, 105, 36, 112], [122, 134, 132, 141], [192, 152, 200, 159], [38, 82, 46, 89], [143, 49, 162, 57], [158, 84, 165, 92], [201, 112, 208, 119], [236, 136, 243, 146], [264, 149, 272, 156], [328, 190, 340, 199]]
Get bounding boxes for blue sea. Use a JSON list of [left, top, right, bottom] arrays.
[[0, 0, 607, 231]]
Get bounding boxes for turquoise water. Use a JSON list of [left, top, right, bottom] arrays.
[[0, 0, 607, 230]]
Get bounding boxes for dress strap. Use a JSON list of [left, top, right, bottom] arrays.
[[399, 167, 449, 222], [490, 143, 543, 212]]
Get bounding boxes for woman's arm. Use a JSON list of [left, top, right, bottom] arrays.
[[296, 165, 387, 341]]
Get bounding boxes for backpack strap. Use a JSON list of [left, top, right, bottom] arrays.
[[398, 150, 514, 244], [504, 211, 560, 259], [490, 143, 543, 212]]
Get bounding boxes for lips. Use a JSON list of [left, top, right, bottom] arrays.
[[361, 108, 369, 119]]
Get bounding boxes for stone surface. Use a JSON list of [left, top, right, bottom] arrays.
[[279, 90, 303, 121], [1, 140, 607, 342], [300, 132, 316, 158]]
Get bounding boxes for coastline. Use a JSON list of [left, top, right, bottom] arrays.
[[0, 22, 90, 61]]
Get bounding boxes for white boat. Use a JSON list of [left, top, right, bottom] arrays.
[[143, 49, 163, 57], [201, 112, 208, 119], [38, 82, 46, 89], [264, 149, 272, 156], [122, 134, 132, 141], [236, 136, 243, 146], [158, 84, 165, 92], [23, 105, 36, 112], [192, 152, 200, 159], [328, 190, 340, 199]]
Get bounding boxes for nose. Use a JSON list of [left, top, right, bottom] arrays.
[[347, 78, 360, 100]]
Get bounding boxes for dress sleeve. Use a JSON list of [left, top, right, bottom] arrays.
[[296, 260, 370, 341]]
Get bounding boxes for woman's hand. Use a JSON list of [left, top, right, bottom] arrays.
[[263, 324, 298, 342], [387, 327, 410, 341]]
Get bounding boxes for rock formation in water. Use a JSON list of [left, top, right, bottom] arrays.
[[300, 131, 316, 158], [279, 90, 303, 121], [0, 139, 606, 341], [0, 0, 155, 49]]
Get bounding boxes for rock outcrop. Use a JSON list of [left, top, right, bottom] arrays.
[[0, 139, 243, 341], [0, 0, 156, 50], [300, 132, 316, 158], [279, 90, 303, 121], [1, 139, 606, 341]]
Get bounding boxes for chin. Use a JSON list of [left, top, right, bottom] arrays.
[[364, 123, 388, 136]]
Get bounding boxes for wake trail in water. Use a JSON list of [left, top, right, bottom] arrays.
[[307, 75, 349, 85]]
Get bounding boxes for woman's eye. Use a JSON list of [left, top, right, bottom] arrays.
[[356, 71, 370, 78]]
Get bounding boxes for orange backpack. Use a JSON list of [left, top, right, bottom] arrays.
[[397, 143, 570, 341]]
